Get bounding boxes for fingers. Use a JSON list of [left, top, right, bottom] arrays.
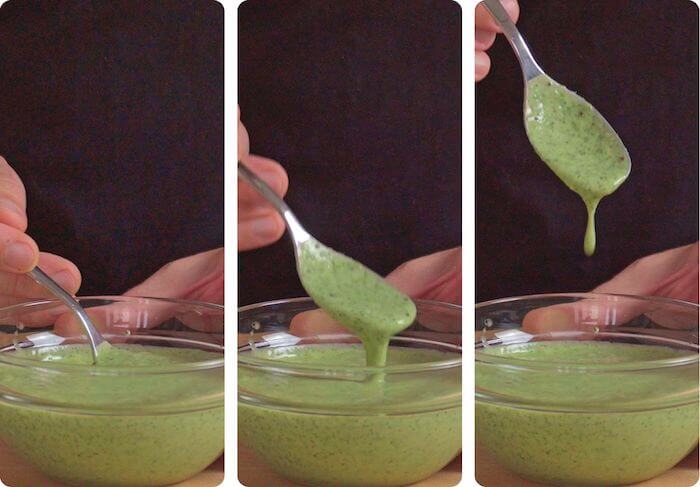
[[594, 242, 699, 301], [0, 222, 39, 272], [238, 154, 289, 209], [475, 0, 520, 33], [289, 309, 349, 337], [0, 156, 28, 231], [126, 248, 224, 303], [238, 212, 285, 251], [475, 28, 496, 51], [475, 0, 518, 82], [0, 157, 36, 273], [238, 154, 288, 251], [0, 252, 81, 299], [54, 301, 169, 337], [385, 247, 462, 304], [53, 298, 223, 337], [521, 298, 643, 334], [475, 52, 491, 82], [238, 105, 250, 161], [522, 243, 700, 334]]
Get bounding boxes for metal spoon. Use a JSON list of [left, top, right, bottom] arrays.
[[481, 0, 631, 257], [238, 161, 310, 259], [239, 160, 416, 367], [481, 0, 544, 85], [27, 267, 107, 364]]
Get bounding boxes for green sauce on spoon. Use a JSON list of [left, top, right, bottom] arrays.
[[237, 161, 416, 367], [297, 238, 416, 366], [525, 75, 631, 256]]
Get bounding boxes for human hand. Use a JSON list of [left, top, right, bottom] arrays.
[[125, 248, 224, 304], [49, 248, 224, 337], [475, 0, 520, 81], [523, 243, 699, 333], [0, 156, 81, 305], [289, 247, 462, 337], [238, 107, 288, 251]]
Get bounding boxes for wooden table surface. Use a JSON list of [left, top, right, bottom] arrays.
[[238, 443, 462, 487], [0, 440, 224, 487], [476, 443, 699, 487]]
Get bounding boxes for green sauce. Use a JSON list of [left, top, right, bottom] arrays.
[[525, 75, 631, 256], [0, 344, 223, 487], [297, 238, 416, 366], [239, 344, 461, 487], [476, 341, 699, 486]]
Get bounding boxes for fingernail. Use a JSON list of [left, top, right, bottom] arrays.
[[251, 217, 281, 238], [3, 242, 36, 271], [52, 270, 75, 291]]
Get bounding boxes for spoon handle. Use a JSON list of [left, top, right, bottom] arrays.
[[481, 0, 544, 81], [27, 266, 104, 364], [238, 161, 310, 244]]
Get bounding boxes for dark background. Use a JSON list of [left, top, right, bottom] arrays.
[[239, 0, 462, 305], [0, 0, 223, 295], [477, 0, 699, 301]]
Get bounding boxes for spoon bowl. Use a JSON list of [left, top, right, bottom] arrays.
[[481, 0, 631, 256]]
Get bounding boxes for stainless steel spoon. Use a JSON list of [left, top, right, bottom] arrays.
[[238, 159, 417, 367], [481, 0, 544, 85], [238, 161, 311, 261], [481, 0, 631, 257], [28, 267, 107, 364]]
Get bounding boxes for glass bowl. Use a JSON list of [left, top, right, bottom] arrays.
[[238, 297, 462, 487], [476, 293, 699, 486], [0, 296, 224, 487]]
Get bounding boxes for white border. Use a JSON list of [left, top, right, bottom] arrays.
[[232, 1, 700, 487], [230, 0, 467, 486], [227, 1, 238, 486], [465, 1, 475, 486]]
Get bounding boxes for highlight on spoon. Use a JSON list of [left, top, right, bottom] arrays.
[[27, 267, 107, 364]]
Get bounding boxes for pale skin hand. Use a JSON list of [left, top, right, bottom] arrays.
[[238, 106, 288, 251], [523, 242, 700, 333], [475, 0, 520, 81], [50, 248, 225, 337], [0, 156, 82, 305]]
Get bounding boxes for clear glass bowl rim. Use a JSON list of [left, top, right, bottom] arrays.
[[476, 292, 699, 372], [239, 297, 462, 374], [0, 296, 224, 375]]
